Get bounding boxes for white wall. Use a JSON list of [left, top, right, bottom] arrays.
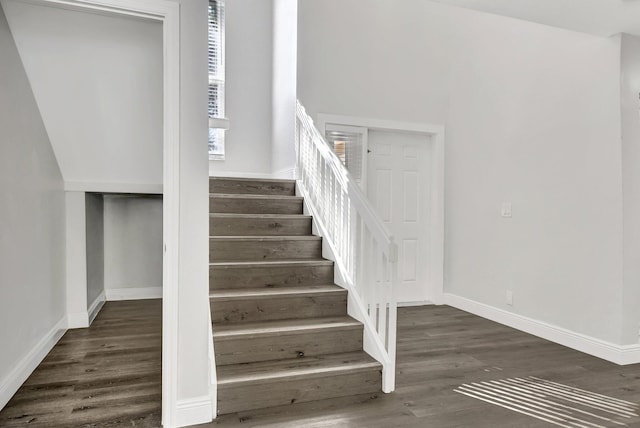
[[271, 0, 298, 177], [210, 0, 274, 177], [0, 3, 66, 408], [104, 195, 162, 292], [620, 34, 640, 346], [298, 0, 625, 344], [172, 0, 211, 413], [85, 193, 104, 306], [1, 0, 163, 189]]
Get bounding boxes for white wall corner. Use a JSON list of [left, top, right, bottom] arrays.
[[444, 293, 640, 366], [106, 287, 163, 301], [619, 345, 640, 365], [0, 316, 67, 410], [88, 290, 106, 325], [68, 290, 104, 329], [67, 311, 89, 329], [175, 396, 213, 428]]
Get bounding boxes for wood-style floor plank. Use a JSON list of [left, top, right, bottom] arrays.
[[2, 301, 639, 427], [0, 300, 162, 428]]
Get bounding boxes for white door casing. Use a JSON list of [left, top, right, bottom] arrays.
[[318, 113, 445, 305], [18, 0, 184, 426]]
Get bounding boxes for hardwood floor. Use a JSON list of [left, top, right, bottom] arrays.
[[2, 301, 639, 427], [0, 300, 162, 428], [203, 306, 640, 428]]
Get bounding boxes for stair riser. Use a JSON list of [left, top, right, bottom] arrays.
[[217, 370, 381, 414], [210, 197, 303, 214], [211, 217, 312, 236], [211, 293, 347, 324], [210, 179, 295, 196], [210, 239, 322, 262], [210, 264, 334, 290], [214, 327, 363, 365]]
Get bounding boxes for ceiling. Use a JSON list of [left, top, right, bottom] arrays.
[[428, 0, 640, 37]]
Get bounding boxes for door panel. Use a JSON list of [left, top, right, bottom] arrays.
[[367, 130, 431, 303]]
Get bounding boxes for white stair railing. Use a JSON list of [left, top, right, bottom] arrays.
[[295, 100, 398, 392]]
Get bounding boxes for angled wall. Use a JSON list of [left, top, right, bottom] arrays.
[[0, 3, 66, 409], [1, 0, 163, 190]]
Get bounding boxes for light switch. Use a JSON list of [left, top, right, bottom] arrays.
[[501, 202, 512, 218]]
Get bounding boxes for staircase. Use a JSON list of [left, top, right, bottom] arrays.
[[209, 177, 383, 415]]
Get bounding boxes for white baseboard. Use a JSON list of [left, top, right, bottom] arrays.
[[175, 396, 213, 427], [272, 167, 295, 179], [106, 287, 162, 301], [208, 170, 275, 179], [620, 345, 640, 365], [398, 300, 434, 307], [208, 169, 296, 180], [67, 311, 90, 329], [0, 316, 67, 410], [88, 291, 106, 324], [68, 291, 106, 329], [444, 293, 640, 366]]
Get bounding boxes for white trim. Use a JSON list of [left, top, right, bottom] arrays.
[[67, 311, 90, 329], [175, 396, 213, 428], [444, 293, 640, 366], [106, 287, 163, 301], [88, 290, 106, 324], [317, 113, 445, 136], [316, 113, 446, 305], [64, 181, 163, 194], [0, 316, 67, 410], [272, 167, 295, 179], [208, 319, 217, 419], [398, 301, 434, 307], [67, 291, 106, 328], [619, 345, 640, 365], [208, 170, 280, 179]]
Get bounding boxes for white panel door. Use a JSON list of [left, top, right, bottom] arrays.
[[367, 130, 431, 303]]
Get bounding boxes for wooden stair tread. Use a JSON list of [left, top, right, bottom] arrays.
[[213, 316, 360, 338], [210, 259, 332, 267], [217, 351, 380, 387], [210, 285, 344, 300], [210, 235, 320, 241]]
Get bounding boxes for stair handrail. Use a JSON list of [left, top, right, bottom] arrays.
[[295, 100, 398, 392]]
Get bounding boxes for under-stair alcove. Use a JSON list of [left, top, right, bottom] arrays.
[[103, 194, 164, 301]]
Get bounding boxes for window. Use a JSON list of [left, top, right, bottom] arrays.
[[208, 0, 225, 160]]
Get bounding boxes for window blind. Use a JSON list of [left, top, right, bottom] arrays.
[[208, 0, 225, 159]]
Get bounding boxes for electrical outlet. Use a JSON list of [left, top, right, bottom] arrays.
[[501, 202, 512, 218], [506, 290, 514, 306]]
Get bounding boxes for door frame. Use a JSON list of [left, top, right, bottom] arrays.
[[28, 0, 181, 425], [318, 113, 445, 305]]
